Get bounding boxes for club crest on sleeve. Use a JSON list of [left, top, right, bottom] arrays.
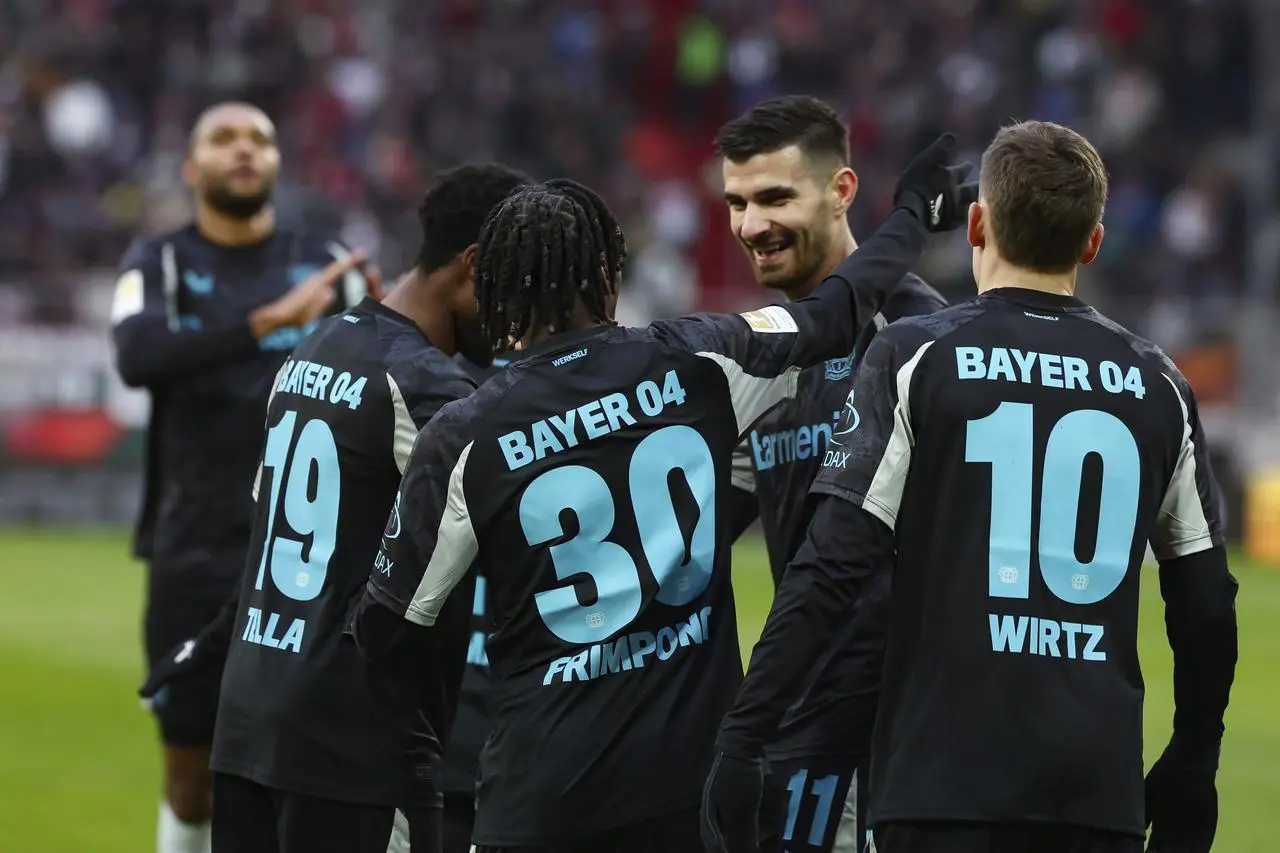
[[824, 356, 853, 381], [384, 493, 402, 541], [182, 270, 214, 296], [739, 304, 798, 334], [831, 387, 860, 445]]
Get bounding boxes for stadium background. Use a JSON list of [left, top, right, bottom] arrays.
[[0, 0, 1277, 850]]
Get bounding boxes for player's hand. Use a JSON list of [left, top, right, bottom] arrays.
[[700, 750, 763, 853], [138, 635, 219, 703], [364, 263, 386, 301], [893, 133, 978, 232], [1145, 737, 1220, 853], [249, 250, 368, 338]]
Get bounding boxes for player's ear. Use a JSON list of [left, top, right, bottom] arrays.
[[181, 158, 198, 190], [832, 167, 858, 217], [967, 201, 986, 249], [461, 243, 479, 283], [1080, 222, 1104, 265]]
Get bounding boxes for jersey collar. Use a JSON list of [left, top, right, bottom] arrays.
[[513, 325, 616, 362], [981, 287, 1091, 313]]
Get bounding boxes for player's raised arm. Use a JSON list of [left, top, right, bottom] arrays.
[[1144, 368, 1238, 851], [701, 321, 933, 852], [652, 135, 972, 436], [110, 239, 368, 388], [109, 239, 259, 387]]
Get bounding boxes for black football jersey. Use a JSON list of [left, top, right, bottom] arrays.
[[209, 298, 476, 806], [739, 273, 947, 583], [362, 288, 917, 845], [807, 288, 1224, 834], [440, 354, 511, 796], [360, 207, 933, 844], [110, 225, 365, 574], [740, 274, 947, 763]]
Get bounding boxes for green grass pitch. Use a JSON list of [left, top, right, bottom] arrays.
[[1, 529, 1276, 851]]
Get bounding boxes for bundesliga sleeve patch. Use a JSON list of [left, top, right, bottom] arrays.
[[110, 268, 145, 325], [739, 304, 798, 334]]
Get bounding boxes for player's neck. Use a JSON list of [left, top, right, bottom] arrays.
[[382, 270, 458, 355], [519, 319, 609, 351], [194, 202, 276, 247], [784, 227, 858, 302], [976, 256, 1077, 297]]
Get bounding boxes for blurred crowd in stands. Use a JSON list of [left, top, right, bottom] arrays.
[[0, 0, 1258, 349]]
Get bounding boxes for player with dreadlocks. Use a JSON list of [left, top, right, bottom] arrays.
[[350, 135, 976, 853], [475, 178, 626, 353]]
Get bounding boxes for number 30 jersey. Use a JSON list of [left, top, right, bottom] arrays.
[[211, 297, 477, 806], [366, 308, 865, 846], [809, 288, 1225, 834]]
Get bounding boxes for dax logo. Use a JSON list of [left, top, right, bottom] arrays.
[[384, 493, 402, 541], [824, 356, 853, 381], [288, 265, 319, 286], [831, 387, 860, 445], [183, 270, 214, 296]]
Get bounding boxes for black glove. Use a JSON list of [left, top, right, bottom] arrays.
[[701, 750, 764, 853], [893, 133, 978, 232], [1145, 737, 1220, 853], [138, 594, 237, 702], [138, 633, 221, 702]]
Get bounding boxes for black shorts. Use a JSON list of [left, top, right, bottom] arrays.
[[144, 555, 240, 747], [443, 791, 475, 853], [760, 755, 864, 853], [474, 807, 700, 853], [212, 772, 410, 853], [870, 821, 1143, 853]]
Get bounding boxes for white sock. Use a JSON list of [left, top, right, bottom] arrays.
[[157, 800, 211, 853]]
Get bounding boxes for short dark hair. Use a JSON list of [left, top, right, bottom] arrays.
[[417, 164, 533, 273], [714, 95, 850, 166], [980, 121, 1109, 273], [475, 179, 627, 352]]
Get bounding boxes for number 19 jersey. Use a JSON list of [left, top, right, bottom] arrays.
[[211, 298, 477, 806], [810, 288, 1225, 835], [367, 308, 854, 846]]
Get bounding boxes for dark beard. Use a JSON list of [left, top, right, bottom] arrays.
[[204, 185, 272, 220]]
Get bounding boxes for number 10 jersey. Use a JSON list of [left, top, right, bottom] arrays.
[[809, 288, 1225, 835]]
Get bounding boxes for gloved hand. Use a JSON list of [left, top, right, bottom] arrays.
[[138, 634, 220, 703], [701, 750, 764, 853], [893, 133, 978, 232], [139, 595, 236, 703], [1145, 736, 1220, 853]]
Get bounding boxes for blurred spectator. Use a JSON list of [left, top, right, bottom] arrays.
[[0, 0, 1259, 342]]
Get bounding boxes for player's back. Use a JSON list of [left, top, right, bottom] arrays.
[[212, 298, 474, 806], [843, 288, 1211, 835], [440, 322, 790, 843]]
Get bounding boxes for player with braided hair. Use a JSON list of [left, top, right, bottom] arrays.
[[352, 135, 977, 853], [474, 179, 625, 353]]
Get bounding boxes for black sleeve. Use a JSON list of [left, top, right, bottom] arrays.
[[349, 572, 476, 811], [1157, 545, 1238, 750], [728, 439, 760, 541], [364, 399, 478, 624], [385, 347, 478, 475], [650, 209, 927, 435], [109, 239, 260, 388], [716, 495, 895, 756], [198, 583, 242, 657]]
